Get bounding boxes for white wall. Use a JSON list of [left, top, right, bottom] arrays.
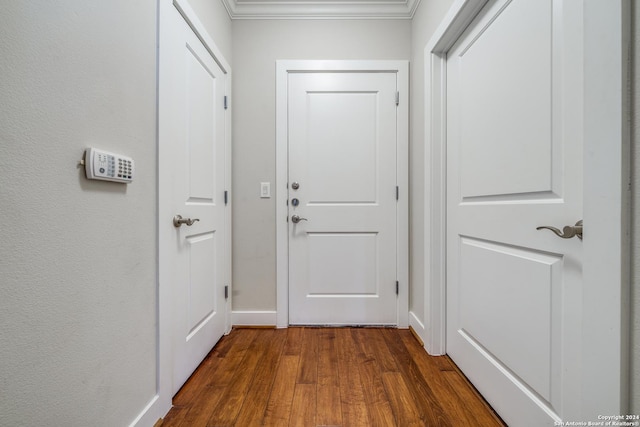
[[408, 0, 454, 337], [0, 1, 157, 425], [231, 19, 411, 312], [631, 0, 640, 414]]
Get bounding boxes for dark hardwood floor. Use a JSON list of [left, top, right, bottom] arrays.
[[159, 327, 505, 427]]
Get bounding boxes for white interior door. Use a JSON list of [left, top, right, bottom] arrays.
[[160, 4, 227, 395], [287, 71, 399, 325], [447, 0, 585, 425]]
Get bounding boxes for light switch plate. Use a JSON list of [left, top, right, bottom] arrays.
[[260, 182, 271, 198]]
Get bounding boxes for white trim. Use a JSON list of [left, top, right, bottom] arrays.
[[221, 0, 420, 20], [128, 394, 160, 427], [409, 311, 426, 343], [276, 60, 410, 329], [275, 61, 289, 329], [232, 311, 278, 327], [422, 0, 488, 356], [158, 0, 233, 420], [581, 0, 631, 416], [172, 0, 231, 73], [223, 61, 233, 337], [157, 0, 175, 420], [395, 61, 410, 329], [423, 0, 630, 414]]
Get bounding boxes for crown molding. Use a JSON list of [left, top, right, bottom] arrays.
[[221, 0, 421, 19]]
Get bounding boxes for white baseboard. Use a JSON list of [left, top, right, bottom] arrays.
[[129, 394, 170, 427], [410, 310, 446, 356], [409, 311, 427, 347], [232, 310, 277, 327]]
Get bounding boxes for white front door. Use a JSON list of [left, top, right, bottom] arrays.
[[447, 0, 586, 425], [287, 71, 400, 325], [159, 4, 227, 395]]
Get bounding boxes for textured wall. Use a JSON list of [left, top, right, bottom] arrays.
[[0, 1, 158, 425], [631, 0, 639, 414], [231, 19, 411, 311]]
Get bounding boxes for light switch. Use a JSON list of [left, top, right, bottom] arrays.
[[260, 182, 271, 198]]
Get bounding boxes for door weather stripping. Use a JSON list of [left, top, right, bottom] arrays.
[[395, 91, 399, 106], [224, 190, 228, 205], [396, 186, 399, 201], [224, 95, 228, 110], [396, 281, 399, 295], [224, 285, 229, 300]]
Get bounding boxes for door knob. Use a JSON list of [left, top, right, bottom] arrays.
[[536, 220, 583, 240], [173, 215, 200, 228], [291, 215, 307, 224]]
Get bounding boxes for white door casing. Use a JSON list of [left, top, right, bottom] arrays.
[[422, 0, 629, 423], [276, 61, 409, 328], [158, 0, 232, 412], [287, 71, 398, 325]]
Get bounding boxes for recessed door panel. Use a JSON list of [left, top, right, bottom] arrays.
[[458, 0, 554, 200], [307, 92, 378, 204], [186, 45, 217, 203], [307, 233, 378, 296], [458, 238, 562, 403], [187, 232, 217, 337]]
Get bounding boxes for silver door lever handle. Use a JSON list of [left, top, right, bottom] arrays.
[[536, 220, 583, 240], [291, 215, 308, 224], [173, 215, 200, 228]]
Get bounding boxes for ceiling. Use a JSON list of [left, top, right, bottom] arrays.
[[221, 0, 421, 19]]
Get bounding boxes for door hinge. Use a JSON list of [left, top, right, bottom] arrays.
[[224, 95, 228, 110], [396, 281, 399, 295], [396, 186, 399, 201], [395, 91, 399, 106], [224, 190, 228, 205], [224, 285, 229, 300]]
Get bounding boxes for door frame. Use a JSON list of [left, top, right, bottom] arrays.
[[421, 0, 630, 416], [275, 60, 409, 328], [154, 0, 233, 422]]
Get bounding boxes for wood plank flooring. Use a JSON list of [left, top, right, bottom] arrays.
[[159, 327, 505, 427]]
